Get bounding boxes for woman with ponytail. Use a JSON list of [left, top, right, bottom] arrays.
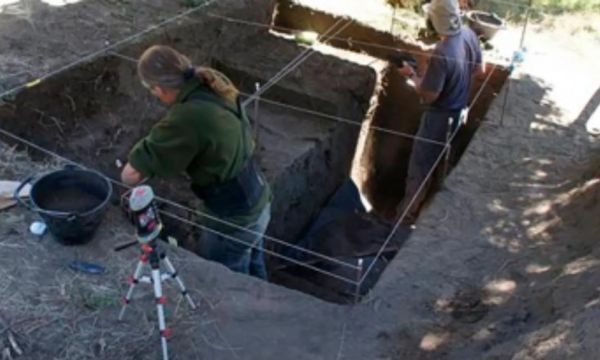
[[121, 45, 271, 279]]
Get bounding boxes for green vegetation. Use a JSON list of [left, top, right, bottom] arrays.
[[534, 0, 600, 12], [476, 0, 600, 22], [385, 0, 422, 9]]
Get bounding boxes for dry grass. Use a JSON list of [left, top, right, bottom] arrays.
[[476, 0, 600, 23], [534, 12, 600, 43], [0, 144, 142, 359], [0, 139, 225, 359], [0, 143, 61, 180]]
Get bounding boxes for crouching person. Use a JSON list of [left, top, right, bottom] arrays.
[[121, 45, 271, 279]]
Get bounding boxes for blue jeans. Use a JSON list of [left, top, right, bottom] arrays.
[[197, 204, 270, 279], [398, 110, 461, 220]]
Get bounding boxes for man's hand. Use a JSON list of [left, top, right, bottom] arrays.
[[121, 163, 143, 186], [397, 57, 441, 104]]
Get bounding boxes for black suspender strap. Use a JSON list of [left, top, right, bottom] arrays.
[[183, 91, 251, 162], [183, 90, 266, 218]]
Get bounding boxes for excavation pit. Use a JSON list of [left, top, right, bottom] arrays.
[[0, 8, 508, 303], [0, 20, 379, 301]]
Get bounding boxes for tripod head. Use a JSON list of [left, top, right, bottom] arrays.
[[129, 185, 163, 244], [114, 185, 164, 252]]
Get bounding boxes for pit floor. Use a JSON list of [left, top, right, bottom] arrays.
[[1, 1, 600, 360]]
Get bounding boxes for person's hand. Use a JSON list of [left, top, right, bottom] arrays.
[[398, 63, 416, 78], [121, 163, 144, 186]]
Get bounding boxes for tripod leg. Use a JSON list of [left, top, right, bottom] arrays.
[[163, 256, 197, 310], [119, 259, 145, 321], [152, 268, 170, 360]]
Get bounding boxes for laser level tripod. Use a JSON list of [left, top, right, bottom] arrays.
[[117, 185, 196, 360]]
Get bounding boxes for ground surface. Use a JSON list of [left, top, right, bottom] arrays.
[[0, 146, 346, 360], [1, 1, 600, 359], [355, 15, 600, 359]]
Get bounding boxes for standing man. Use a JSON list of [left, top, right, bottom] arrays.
[[396, 0, 483, 224]]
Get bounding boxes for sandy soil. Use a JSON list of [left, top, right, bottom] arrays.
[[356, 15, 600, 359]]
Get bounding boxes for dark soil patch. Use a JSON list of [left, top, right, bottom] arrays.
[[38, 187, 104, 213]]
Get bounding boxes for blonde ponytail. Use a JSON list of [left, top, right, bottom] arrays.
[[194, 67, 239, 104]]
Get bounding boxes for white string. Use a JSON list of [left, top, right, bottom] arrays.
[[358, 120, 462, 285], [0, 0, 218, 100], [0, 2, 515, 293], [242, 19, 355, 107], [0, 127, 360, 271], [107, 51, 139, 63], [240, 18, 346, 107], [106, 50, 448, 146], [242, 93, 448, 146], [151, 193, 360, 270], [207, 13, 507, 68], [160, 210, 360, 286], [470, 64, 498, 107]]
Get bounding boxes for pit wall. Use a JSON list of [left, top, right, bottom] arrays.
[[355, 63, 508, 216], [109, 18, 378, 243], [274, 0, 427, 61], [273, 0, 508, 214], [0, 20, 376, 257]]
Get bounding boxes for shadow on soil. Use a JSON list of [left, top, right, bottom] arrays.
[[377, 72, 600, 359]]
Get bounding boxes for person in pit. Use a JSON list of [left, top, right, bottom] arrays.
[[395, 0, 483, 224], [121, 45, 271, 279]]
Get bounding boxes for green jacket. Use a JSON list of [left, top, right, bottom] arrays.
[[128, 78, 271, 232]]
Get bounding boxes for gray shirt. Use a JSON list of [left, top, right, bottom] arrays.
[[421, 26, 482, 111]]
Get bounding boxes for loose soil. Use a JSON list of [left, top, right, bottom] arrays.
[[37, 187, 104, 214]]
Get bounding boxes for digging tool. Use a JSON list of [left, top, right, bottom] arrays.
[[117, 185, 196, 360]]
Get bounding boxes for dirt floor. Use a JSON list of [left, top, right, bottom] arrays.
[[1, 1, 600, 359]]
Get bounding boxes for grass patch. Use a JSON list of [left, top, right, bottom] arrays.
[[476, 0, 600, 23], [535, 0, 600, 12]]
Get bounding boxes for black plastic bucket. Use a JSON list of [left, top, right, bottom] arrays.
[[15, 166, 113, 245]]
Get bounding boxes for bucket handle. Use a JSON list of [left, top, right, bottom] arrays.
[[13, 176, 34, 210], [13, 175, 78, 220]]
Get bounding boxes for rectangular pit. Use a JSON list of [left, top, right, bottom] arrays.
[[0, 4, 508, 303], [0, 19, 377, 300]]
